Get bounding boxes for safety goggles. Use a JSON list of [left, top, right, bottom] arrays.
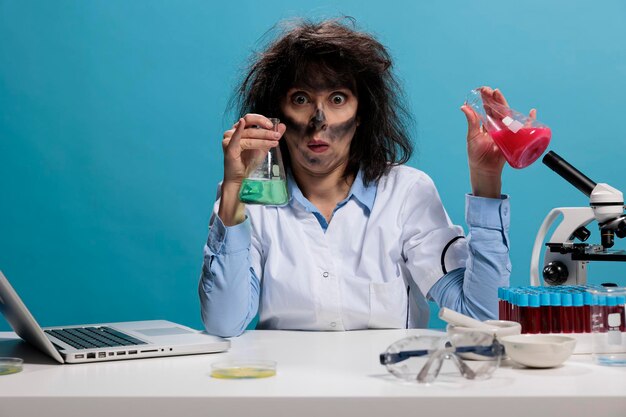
[[379, 332, 504, 383]]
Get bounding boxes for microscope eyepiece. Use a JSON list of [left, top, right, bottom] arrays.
[[542, 151, 597, 197]]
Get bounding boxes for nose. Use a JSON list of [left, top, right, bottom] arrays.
[[309, 108, 326, 131]]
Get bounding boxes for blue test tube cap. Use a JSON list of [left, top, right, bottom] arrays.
[[617, 296, 626, 305], [529, 294, 540, 307], [500, 287, 508, 301], [572, 293, 583, 307], [518, 293, 529, 307], [597, 295, 607, 306], [562, 293, 573, 307], [540, 292, 551, 306], [584, 292, 593, 306], [550, 292, 561, 306]]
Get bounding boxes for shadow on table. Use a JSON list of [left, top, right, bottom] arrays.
[[0, 337, 59, 365]]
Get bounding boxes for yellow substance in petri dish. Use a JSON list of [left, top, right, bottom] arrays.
[[0, 366, 22, 376], [211, 367, 276, 379]]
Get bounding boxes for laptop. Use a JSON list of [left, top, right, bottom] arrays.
[[0, 270, 230, 364]]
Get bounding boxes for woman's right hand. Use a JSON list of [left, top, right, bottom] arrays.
[[218, 114, 286, 226], [221, 114, 286, 185]]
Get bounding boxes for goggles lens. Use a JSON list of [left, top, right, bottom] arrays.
[[380, 332, 503, 383]]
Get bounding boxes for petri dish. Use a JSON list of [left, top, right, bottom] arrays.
[[211, 360, 277, 379], [0, 357, 23, 376]]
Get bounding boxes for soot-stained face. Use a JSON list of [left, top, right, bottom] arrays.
[[279, 74, 359, 179]]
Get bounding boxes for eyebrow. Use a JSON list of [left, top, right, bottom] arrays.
[[289, 86, 353, 93]]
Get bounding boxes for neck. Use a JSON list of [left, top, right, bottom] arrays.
[[292, 164, 355, 214]]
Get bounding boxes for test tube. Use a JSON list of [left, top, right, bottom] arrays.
[[550, 292, 562, 333], [498, 288, 507, 320], [618, 295, 626, 332], [583, 291, 593, 333], [510, 290, 518, 324], [528, 293, 541, 334], [540, 292, 552, 334], [518, 293, 529, 334], [572, 292, 584, 333], [590, 294, 607, 333], [606, 295, 623, 332], [562, 293, 574, 333]]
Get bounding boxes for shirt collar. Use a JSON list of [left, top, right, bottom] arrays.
[[287, 169, 377, 214]]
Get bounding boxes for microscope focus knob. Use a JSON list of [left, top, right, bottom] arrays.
[[571, 226, 591, 242], [543, 261, 569, 285]]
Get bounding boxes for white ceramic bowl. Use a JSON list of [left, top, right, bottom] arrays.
[[446, 320, 522, 340], [500, 334, 576, 368]]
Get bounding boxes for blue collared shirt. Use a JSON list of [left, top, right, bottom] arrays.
[[288, 170, 376, 231]]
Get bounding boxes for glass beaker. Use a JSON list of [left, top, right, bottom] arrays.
[[587, 286, 626, 366], [238, 118, 289, 206], [466, 88, 552, 169]]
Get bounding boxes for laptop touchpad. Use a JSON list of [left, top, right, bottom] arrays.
[[135, 327, 194, 337]]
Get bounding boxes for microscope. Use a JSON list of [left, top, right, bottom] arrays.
[[530, 151, 626, 286]]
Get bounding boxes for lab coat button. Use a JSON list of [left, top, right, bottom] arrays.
[[322, 271, 329, 278], [330, 322, 337, 328]]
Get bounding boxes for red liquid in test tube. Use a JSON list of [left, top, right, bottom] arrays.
[[599, 295, 608, 333], [583, 292, 593, 333], [561, 293, 574, 333], [528, 294, 541, 334], [550, 292, 562, 333], [617, 295, 626, 332], [518, 293, 529, 334], [540, 292, 552, 333], [572, 292, 584, 333], [606, 295, 624, 333], [498, 288, 506, 320]]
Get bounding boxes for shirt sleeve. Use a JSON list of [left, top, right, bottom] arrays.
[[427, 194, 511, 320], [400, 173, 469, 299], [198, 212, 261, 338]]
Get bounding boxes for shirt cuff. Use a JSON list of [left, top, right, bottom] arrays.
[[465, 194, 510, 230], [207, 215, 252, 254]]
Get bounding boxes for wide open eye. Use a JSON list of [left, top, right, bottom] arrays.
[[291, 92, 310, 106], [330, 93, 347, 105]]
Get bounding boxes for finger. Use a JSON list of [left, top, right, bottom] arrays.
[[242, 113, 276, 129], [493, 88, 509, 107], [238, 138, 280, 151], [529, 108, 537, 120], [241, 126, 282, 141], [227, 118, 246, 150], [223, 128, 235, 140], [461, 105, 482, 138], [277, 123, 287, 137]]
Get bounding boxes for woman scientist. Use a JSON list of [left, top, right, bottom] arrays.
[[199, 19, 528, 337]]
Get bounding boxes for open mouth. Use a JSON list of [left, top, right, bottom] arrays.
[[307, 141, 329, 153]]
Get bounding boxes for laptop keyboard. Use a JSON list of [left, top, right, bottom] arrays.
[[44, 327, 147, 350]]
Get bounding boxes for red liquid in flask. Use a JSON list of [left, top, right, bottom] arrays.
[[489, 127, 551, 169]]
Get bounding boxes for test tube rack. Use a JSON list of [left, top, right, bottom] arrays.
[[498, 285, 625, 337]]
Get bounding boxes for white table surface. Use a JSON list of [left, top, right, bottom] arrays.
[[1, 329, 625, 417]]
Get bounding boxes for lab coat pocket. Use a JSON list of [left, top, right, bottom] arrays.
[[368, 278, 407, 329]]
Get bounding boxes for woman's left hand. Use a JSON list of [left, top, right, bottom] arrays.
[[461, 86, 536, 198]]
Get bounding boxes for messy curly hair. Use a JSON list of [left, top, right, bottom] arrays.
[[232, 17, 414, 185]]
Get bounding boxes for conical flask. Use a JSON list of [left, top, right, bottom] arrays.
[[238, 118, 289, 205], [466, 88, 551, 169]]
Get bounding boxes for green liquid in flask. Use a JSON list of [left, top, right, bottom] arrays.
[[239, 178, 288, 205]]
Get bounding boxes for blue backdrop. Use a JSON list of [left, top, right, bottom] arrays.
[[1, 0, 625, 331]]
